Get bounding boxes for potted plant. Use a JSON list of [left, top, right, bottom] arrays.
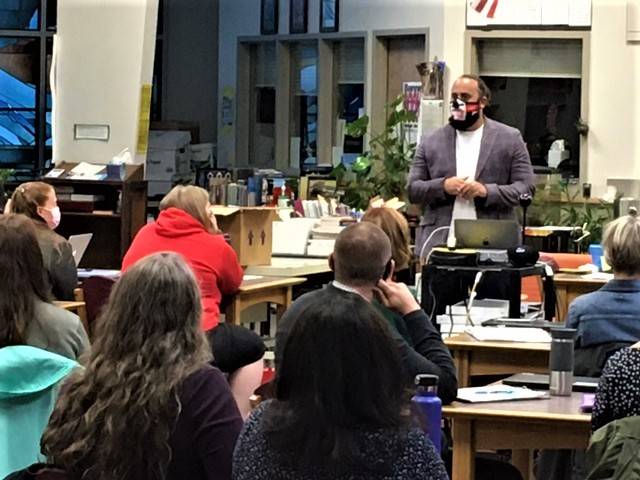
[[530, 179, 613, 252], [333, 95, 418, 211]]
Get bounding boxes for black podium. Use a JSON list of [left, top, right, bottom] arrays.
[[421, 263, 555, 324]]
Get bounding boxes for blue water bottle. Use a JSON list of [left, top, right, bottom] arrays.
[[412, 374, 442, 453]]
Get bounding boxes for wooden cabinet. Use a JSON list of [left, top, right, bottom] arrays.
[[42, 163, 147, 269]]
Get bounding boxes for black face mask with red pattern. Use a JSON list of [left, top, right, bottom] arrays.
[[448, 98, 481, 131]]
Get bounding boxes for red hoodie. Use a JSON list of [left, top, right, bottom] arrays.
[[122, 207, 243, 331]]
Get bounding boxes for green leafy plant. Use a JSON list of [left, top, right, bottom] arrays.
[[535, 180, 612, 252], [332, 95, 417, 211]]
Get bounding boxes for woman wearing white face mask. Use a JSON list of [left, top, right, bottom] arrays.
[[6, 182, 78, 300]]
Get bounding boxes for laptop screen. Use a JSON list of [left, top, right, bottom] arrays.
[[68, 233, 93, 266], [454, 219, 520, 249]]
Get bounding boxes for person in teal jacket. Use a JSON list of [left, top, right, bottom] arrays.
[[0, 345, 78, 478]]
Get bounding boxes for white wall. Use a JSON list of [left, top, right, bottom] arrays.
[[586, 0, 640, 193], [54, 0, 158, 165], [218, 0, 445, 167], [443, 0, 640, 194], [162, 0, 218, 143]]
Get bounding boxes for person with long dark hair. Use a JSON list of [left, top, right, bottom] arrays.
[[0, 214, 88, 360], [0, 214, 82, 477], [233, 289, 448, 479], [40, 253, 243, 480], [5, 182, 78, 300]]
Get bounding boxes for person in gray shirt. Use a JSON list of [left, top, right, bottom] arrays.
[[0, 214, 88, 361]]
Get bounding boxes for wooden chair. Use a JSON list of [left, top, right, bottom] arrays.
[[79, 276, 117, 338], [73, 288, 89, 336]]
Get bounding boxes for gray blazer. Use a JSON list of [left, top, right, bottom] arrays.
[[407, 118, 535, 254]]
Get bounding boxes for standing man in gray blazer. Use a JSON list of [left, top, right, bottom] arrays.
[[407, 74, 535, 256]]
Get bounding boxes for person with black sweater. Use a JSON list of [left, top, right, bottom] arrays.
[[275, 221, 457, 405]]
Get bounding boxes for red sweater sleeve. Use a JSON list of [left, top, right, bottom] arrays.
[[216, 241, 244, 295]]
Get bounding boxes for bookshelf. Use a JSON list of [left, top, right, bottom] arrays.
[[42, 163, 147, 269]]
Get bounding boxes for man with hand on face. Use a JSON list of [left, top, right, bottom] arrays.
[[275, 222, 457, 405], [407, 74, 535, 255]]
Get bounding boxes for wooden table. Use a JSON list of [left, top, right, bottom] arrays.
[[554, 273, 608, 321], [225, 276, 306, 335], [244, 256, 331, 277], [445, 333, 550, 387], [444, 393, 591, 480]]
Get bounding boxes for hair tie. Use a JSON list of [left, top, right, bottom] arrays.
[[629, 206, 638, 217]]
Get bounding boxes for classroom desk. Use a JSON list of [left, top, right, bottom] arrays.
[[244, 256, 331, 277], [225, 276, 306, 334], [444, 393, 591, 480], [554, 273, 608, 321], [445, 333, 550, 387]]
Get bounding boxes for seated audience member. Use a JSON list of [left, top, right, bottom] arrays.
[[0, 214, 88, 360], [5, 182, 77, 300], [566, 213, 640, 362], [586, 346, 640, 478], [362, 207, 413, 284], [38, 253, 243, 480], [233, 291, 449, 480], [591, 346, 640, 432], [276, 222, 457, 405], [537, 213, 640, 480], [0, 215, 82, 477], [0, 347, 78, 478], [122, 185, 265, 418]]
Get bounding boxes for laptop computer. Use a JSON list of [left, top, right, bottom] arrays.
[[503, 373, 599, 393], [68, 233, 93, 266], [454, 219, 520, 250]]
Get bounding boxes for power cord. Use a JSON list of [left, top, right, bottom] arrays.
[[464, 271, 483, 327], [419, 226, 451, 263]]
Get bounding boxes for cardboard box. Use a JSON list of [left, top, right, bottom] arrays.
[[211, 206, 277, 266]]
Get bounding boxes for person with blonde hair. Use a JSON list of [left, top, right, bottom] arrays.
[[362, 207, 413, 283], [122, 185, 265, 419], [567, 211, 640, 349], [5, 181, 77, 300]]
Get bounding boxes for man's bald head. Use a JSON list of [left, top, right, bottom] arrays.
[[332, 222, 392, 287]]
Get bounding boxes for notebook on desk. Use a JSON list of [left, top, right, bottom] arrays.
[[503, 373, 600, 393]]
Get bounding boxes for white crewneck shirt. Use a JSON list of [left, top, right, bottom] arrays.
[[450, 125, 484, 230]]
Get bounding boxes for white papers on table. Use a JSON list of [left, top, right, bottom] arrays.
[[272, 218, 316, 256], [465, 326, 552, 343], [457, 386, 549, 403], [77, 269, 120, 279], [68, 162, 106, 180], [243, 275, 264, 281], [582, 272, 614, 281]]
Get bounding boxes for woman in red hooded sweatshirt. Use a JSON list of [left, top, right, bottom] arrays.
[[122, 185, 265, 419]]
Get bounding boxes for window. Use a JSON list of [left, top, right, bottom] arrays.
[[472, 36, 585, 179], [0, 0, 55, 176], [290, 41, 318, 171], [333, 38, 365, 155], [250, 42, 276, 167]]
